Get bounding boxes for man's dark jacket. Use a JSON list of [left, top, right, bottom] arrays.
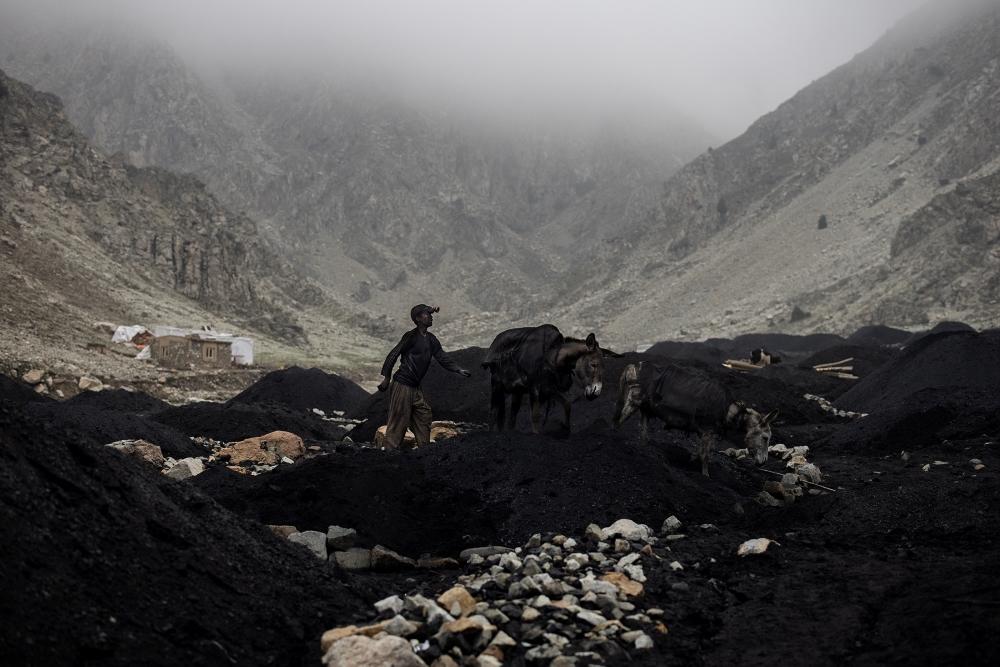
[[380, 329, 462, 388]]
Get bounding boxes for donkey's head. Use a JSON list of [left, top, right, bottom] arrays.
[[566, 333, 621, 401], [743, 408, 778, 466], [613, 363, 643, 428]]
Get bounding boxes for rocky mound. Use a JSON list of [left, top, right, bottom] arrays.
[[67, 388, 170, 415], [0, 401, 364, 667], [0, 374, 53, 403], [900, 321, 977, 346], [834, 331, 1000, 414], [13, 401, 200, 459], [229, 366, 371, 414], [193, 427, 762, 560], [152, 401, 346, 442]]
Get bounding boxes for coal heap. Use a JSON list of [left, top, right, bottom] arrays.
[[835, 331, 1000, 413], [0, 401, 364, 667], [152, 401, 346, 442], [0, 374, 54, 403], [229, 366, 371, 414], [193, 427, 760, 559], [15, 401, 200, 459], [845, 324, 911, 346], [67, 388, 171, 416]]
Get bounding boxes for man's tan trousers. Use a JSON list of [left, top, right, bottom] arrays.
[[385, 382, 432, 450]]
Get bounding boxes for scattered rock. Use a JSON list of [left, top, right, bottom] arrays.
[[418, 557, 460, 569], [438, 587, 477, 617], [164, 457, 204, 480], [459, 546, 512, 562], [661, 516, 683, 534], [332, 548, 372, 571], [321, 634, 424, 667], [78, 376, 103, 392], [21, 369, 45, 385], [371, 544, 416, 572], [603, 518, 652, 540], [267, 525, 298, 538], [584, 523, 606, 542], [737, 538, 777, 556], [327, 525, 357, 551], [106, 439, 164, 468], [430, 426, 458, 441], [288, 530, 327, 560], [216, 430, 305, 466]]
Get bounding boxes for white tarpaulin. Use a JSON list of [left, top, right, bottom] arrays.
[[152, 327, 254, 365], [111, 325, 150, 344]]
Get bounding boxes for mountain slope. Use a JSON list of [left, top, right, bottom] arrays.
[[0, 23, 713, 332], [0, 67, 383, 372], [551, 0, 1000, 346]]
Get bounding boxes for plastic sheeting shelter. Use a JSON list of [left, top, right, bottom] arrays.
[[152, 327, 254, 365], [111, 325, 151, 345]]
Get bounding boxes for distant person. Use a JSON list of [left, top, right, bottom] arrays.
[[377, 304, 471, 450]]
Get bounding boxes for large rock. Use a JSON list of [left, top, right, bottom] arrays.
[[374, 425, 415, 450], [437, 586, 476, 617], [661, 516, 683, 534], [164, 457, 204, 480], [216, 431, 305, 466], [459, 546, 512, 562], [430, 426, 457, 442], [21, 369, 45, 385], [603, 518, 652, 540], [370, 545, 415, 572], [78, 376, 103, 392], [107, 439, 165, 468], [327, 525, 357, 551], [322, 635, 424, 667], [331, 548, 372, 571], [289, 530, 328, 560], [268, 525, 298, 538]]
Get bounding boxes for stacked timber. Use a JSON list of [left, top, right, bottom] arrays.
[[813, 358, 858, 380]]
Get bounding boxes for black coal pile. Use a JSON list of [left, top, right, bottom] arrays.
[[0, 401, 365, 667], [229, 366, 371, 414], [835, 331, 1000, 414], [900, 320, 976, 345], [152, 401, 346, 442], [13, 400, 200, 458], [349, 347, 491, 442], [0, 374, 53, 403], [643, 341, 729, 364], [67, 388, 171, 416], [845, 324, 911, 346], [192, 427, 761, 559]]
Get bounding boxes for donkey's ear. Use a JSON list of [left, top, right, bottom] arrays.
[[601, 347, 623, 358], [763, 409, 779, 424], [585, 333, 597, 350]]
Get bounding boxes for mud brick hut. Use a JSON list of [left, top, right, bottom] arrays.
[[150, 333, 233, 369]]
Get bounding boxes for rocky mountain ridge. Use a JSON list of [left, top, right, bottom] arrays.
[[0, 67, 385, 375], [550, 0, 1000, 347], [0, 23, 713, 332]]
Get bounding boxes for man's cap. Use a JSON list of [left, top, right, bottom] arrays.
[[411, 304, 436, 322]]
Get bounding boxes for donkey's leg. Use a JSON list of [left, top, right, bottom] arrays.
[[529, 390, 542, 434], [508, 392, 523, 431], [489, 383, 506, 432], [557, 394, 572, 433], [639, 410, 649, 443], [699, 432, 714, 476]]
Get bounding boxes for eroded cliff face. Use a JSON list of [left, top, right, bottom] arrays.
[[0, 67, 329, 345], [0, 24, 712, 330]]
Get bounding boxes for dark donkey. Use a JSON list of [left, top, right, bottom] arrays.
[[482, 324, 620, 433], [612, 361, 777, 475]]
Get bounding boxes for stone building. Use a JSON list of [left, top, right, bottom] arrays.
[[150, 334, 233, 369]]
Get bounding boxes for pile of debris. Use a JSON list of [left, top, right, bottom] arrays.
[[803, 394, 866, 419], [755, 445, 830, 506], [311, 518, 702, 666]]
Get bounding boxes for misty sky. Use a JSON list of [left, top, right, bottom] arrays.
[[4, 0, 929, 139]]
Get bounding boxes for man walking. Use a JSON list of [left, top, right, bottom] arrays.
[[377, 304, 471, 450]]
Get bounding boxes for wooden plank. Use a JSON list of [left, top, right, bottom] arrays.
[[724, 359, 762, 372], [816, 366, 853, 373], [813, 357, 854, 369]]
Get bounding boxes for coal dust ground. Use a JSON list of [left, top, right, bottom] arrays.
[[2, 329, 999, 666]]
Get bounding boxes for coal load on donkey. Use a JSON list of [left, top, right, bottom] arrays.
[[482, 325, 620, 433]]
